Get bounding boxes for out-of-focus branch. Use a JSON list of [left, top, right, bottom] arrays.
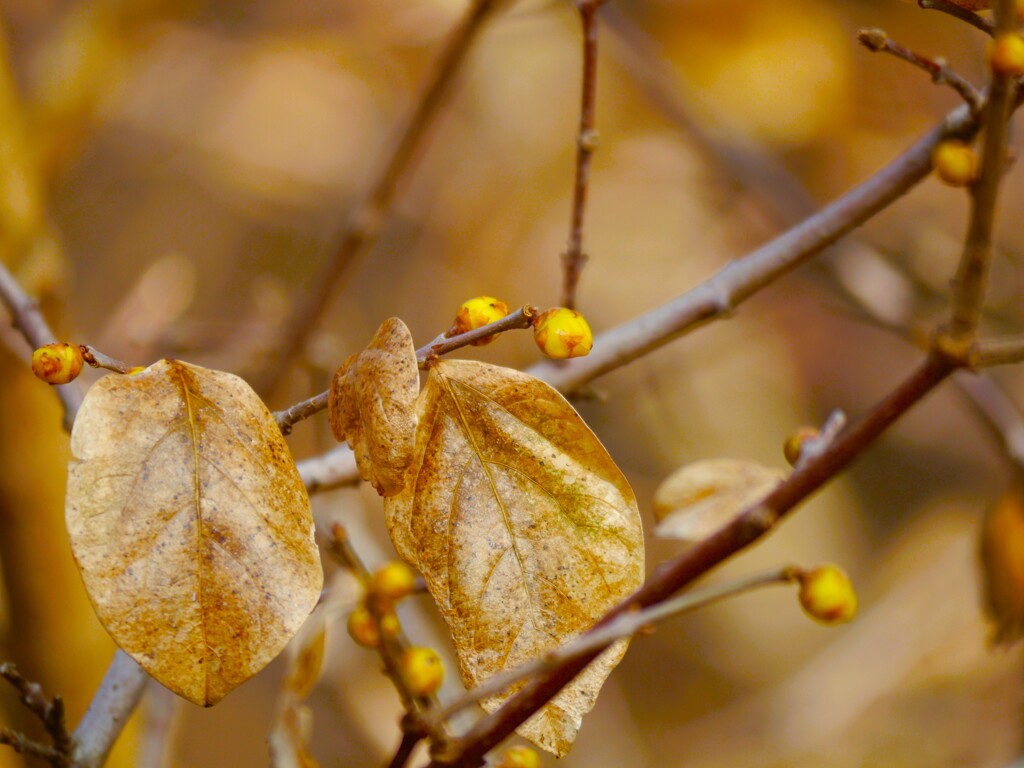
[[69, 652, 148, 768], [253, 0, 504, 396], [0, 261, 83, 431], [561, 0, 606, 310]]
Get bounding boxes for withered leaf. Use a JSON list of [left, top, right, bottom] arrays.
[[328, 317, 419, 497], [66, 359, 323, 706], [653, 458, 785, 543], [980, 486, 1024, 645], [384, 360, 644, 756]]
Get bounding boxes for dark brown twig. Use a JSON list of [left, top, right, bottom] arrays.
[[918, 0, 995, 35], [254, 0, 503, 396], [0, 662, 74, 766], [561, 0, 606, 310], [858, 28, 983, 112]]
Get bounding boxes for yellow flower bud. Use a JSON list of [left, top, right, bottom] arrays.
[[988, 33, 1024, 77], [497, 746, 542, 768], [783, 426, 820, 467], [931, 140, 977, 187], [450, 296, 509, 346], [797, 564, 857, 625], [347, 604, 381, 648], [400, 646, 445, 696], [371, 561, 418, 605], [980, 486, 1024, 644], [31, 342, 84, 385], [532, 307, 593, 359]]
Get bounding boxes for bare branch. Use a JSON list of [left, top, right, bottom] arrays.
[[858, 28, 983, 112], [561, 0, 606, 309], [0, 662, 74, 765], [70, 651, 148, 768], [253, 0, 504, 395]]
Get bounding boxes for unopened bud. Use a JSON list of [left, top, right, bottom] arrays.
[[532, 307, 593, 359], [31, 343, 84, 385]]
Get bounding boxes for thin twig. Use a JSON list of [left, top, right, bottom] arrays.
[[274, 306, 537, 434], [561, 0, 605, 310], [80, 346, 135, 375], [436, 567, 797, 723], [416, 305, 538, 363], [0, 729, 67, 765], [944, 0, 1017, 346], [918, 0, 995, 35], [0, 662, 74, 765], [430, 352, 958, 767], [253, 0, 503, 396], [857, 28, 983, 112], [975, 334, 1024, 367], [0, 261, 83, 431]]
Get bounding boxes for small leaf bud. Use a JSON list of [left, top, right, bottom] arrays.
[[532, 307, 593, 359], [347, 605, 381, 648], [400, 646, 445, 696], [931, 140, 977, 187], [798, 564, 857, 625], [497, 746, 542, 768], [450, 296, 509, 346], [371, 561, 418, 605], [31, 342, 84, 385], [783, 426, 820, 467], [988, 33, 1024, 77], [378, 610, 401, 641]]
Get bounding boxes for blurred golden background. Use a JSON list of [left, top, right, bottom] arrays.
[[1, 0, 1023, 766]]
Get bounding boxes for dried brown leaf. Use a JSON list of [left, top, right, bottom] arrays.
[[328, 317, 419, 497], [653, 458, 786, 542], [66, 359, 323, 706], [980, 485, 1024, 644], [384, 360, 644, 756]]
